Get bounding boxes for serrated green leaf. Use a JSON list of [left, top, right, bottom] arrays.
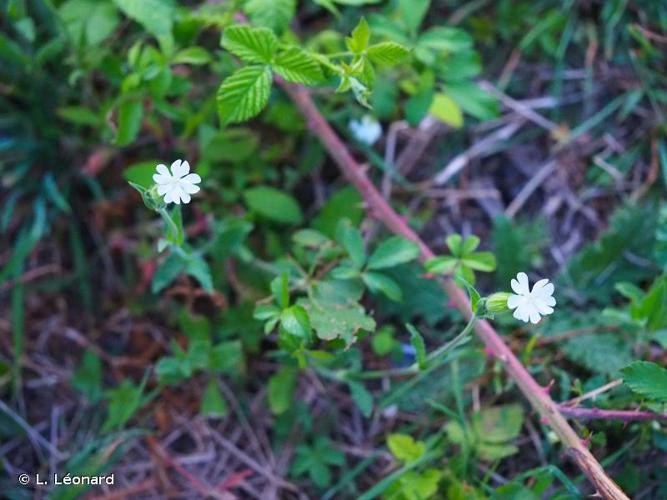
[[217, 65, 272, 126], [622, 361, 667, 402], [273, 46, 324, 84], [367, 236, 420, 270], [363, 271, 402, 301], [347, 17, 370, 53], [222, 25, 278, 64], [244, 0, 295, 33], [367, 41, 410, 65]]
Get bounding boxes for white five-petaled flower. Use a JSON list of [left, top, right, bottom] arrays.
[[507, 272, 556, 324], [348, 115, 382, 145], [153, 159, 201, 205]]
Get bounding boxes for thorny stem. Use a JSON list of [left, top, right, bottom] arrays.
[[557, 406, 667, 422], [278, 79, 630, 500]]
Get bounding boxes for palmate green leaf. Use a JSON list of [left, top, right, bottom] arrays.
[[621, 361, 667, 403], [346, 17, 370, 54], [217, 65, 272, 126], [244, 0, 295, 33], [222, 25, 278, 64], [273, 47, 325, 85], [367, 42, 410, 65], [429, 93, 463, 128], [424, 255, 457, 274], [367, 236, 420, 270]]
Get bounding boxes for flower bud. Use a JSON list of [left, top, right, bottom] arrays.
[[144, 185, 166, 212], [486, 292, 512, 313]]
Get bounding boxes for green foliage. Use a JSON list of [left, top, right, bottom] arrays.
[[244, 0, 296, 33], [291, 437, 345, 488], [217, 65, 273, 126], [492, 216, 547, 286], [621, 361, 667, 403], [426, 234, 496, 284], [387, 433, 425, 463], [563, 203, 658, 303], [446, 405, 524, 461], [102, 377, 151, 432], [201, 379, 229, 418], [243, 185, 304, 224], [71, 351, 103, 402]]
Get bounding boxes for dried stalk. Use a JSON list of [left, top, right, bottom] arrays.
[[279, 80, 629, 500]]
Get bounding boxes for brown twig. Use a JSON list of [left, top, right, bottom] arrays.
[[278, 79, 629, 500]]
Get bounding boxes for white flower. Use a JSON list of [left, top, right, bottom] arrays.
[[349, 115, 382, 145], [507, 272, 556, 324], [153, 159, 201, 205]]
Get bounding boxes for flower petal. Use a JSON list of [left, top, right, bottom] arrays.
[[511, 272, 530, 295], [513, 304, 530, 322], [157, 184, 170, 195], [528, 307, 542, 324], [531, 278, 549, 293], [507, 294, 522, 310], [182, 173, 201, 184], [171, 159, 189, 178], [153, 173, 171, 184], [534, 301, 554, 315], [156, 164, 169, 176], [182, 182, 201, 195], [180, 192, 191, 204], [534, 282, 555, 299]]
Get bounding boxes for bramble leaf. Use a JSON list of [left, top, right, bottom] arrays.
[[217, 65, 272, 125], [273, 47, 324, 84], [622, 361, 667, 403], [222, 25, 278, 64]]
